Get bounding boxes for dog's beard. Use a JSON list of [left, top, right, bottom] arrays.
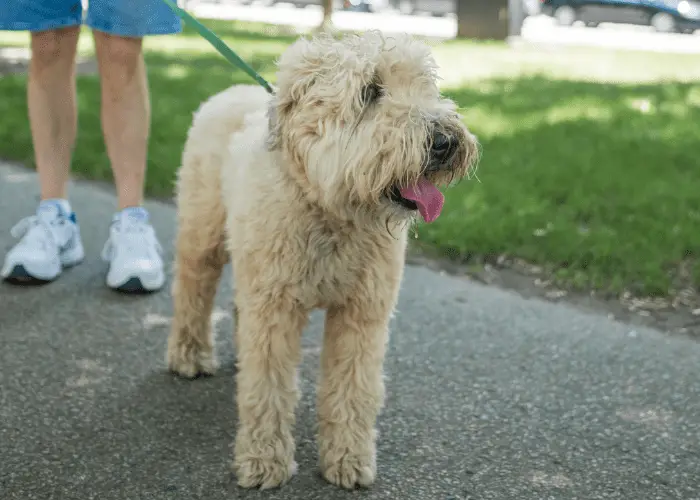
[[304, 146, 459, 225], [384, 127, 476, 224]]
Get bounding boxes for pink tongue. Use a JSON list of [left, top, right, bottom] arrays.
[[399, 177, 444, 223]]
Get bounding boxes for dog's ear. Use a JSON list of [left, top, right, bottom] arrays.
[[266, 98, 282, 151], [266, 92, 297, 151]]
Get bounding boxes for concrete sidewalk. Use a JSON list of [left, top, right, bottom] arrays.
[[1, 161, 699, 500]]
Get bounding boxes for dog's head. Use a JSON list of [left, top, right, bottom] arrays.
[[267, 31, 479, 224]]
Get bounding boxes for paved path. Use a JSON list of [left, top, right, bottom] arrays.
[[188, 2, 700, 54], [1, 160, 699, 500]]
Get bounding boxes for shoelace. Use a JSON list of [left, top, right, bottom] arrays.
[[10, 214, 67, 253], [100, 218, 164, 262]]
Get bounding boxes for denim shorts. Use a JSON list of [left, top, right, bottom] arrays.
[[0, 0, 182, 37]]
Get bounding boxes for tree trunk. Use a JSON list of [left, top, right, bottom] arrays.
[[456, 0, 509, 40], [319, 0, 334, 31]]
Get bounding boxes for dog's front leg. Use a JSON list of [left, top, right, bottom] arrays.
[[317, 302, 390, 489], [232, 295, 308, 490]]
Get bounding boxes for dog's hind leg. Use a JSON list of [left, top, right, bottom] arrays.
[[232, 291, 308, 489], [317, 300, 393, 489], [167, 155, 229, 379]]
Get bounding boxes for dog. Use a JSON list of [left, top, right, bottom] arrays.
[[166, 30, 479, 490]]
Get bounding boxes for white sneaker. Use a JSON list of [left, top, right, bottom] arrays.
[[101, 206, 166, 293], [1, 199, 85, 283]]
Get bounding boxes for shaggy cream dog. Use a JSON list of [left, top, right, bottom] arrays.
[[166, 31, 479, 490]]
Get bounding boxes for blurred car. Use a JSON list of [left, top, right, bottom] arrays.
[[241, 0, 379, 11], [342, 0, 371, 10], [540, 0, 700, 33], [524, 0, 543, 15], [395, 0, 454, 16], [342, 0, 390, 11]]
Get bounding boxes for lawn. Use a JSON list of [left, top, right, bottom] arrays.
[[1, 20, 699, 297]]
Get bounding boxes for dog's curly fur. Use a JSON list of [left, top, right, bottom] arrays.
[[166, 31, 479, 490]]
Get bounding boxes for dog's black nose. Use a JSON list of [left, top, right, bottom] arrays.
[[431, 131, 454, 163]]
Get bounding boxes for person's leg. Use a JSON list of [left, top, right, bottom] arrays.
[[0, 0, 86, 284], [85, 0, 181, 293], [92, 32, 149, 210], [29, 26, 80, 202]]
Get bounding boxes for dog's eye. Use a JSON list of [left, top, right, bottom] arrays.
[[361, 82, 382, 106]]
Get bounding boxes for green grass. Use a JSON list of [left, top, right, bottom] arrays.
[[1, 20, 699, 296]]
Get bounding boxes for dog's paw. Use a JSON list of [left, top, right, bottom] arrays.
[[233, 455, 297, 490], [320, 451, 376, 490], [166, 343, 218, 379]]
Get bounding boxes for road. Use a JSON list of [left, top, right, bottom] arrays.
[[187, 0, 700, 54], [1, 161, 700, 500]]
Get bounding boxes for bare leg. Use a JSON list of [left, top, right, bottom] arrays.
[[28, 27, 80, 200], [233, 294, 308, 489], [317, 301, 391, 489], [92, 30, 149, 210], [167, 161, 228, 378]]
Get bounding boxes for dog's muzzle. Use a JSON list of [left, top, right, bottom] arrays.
[[386, 125, 468, 221]]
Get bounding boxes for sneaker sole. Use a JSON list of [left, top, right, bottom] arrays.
[[112, 277, 160, 295], [1, 256, 83, 285], [2, 265, 52, 285]]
